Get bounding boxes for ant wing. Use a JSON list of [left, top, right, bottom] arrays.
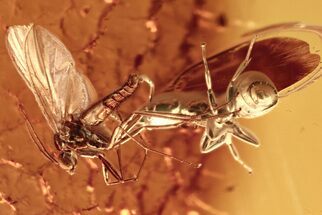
[[164, 23, 322, 98], [6, 24, 97, 132]]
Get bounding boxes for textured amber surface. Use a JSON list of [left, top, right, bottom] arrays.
[[1, 0, 322, 215]]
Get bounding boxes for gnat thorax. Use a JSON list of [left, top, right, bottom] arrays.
[[227, 71, 278, 118], [58, 121, 86, 144]]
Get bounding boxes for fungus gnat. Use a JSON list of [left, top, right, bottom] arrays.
[[6, 24, 199, 185]]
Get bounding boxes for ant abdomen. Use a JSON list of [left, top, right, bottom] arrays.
[[228, 71, 278, 118]]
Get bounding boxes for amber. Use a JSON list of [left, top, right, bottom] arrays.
[[1, 0, 322, 215]]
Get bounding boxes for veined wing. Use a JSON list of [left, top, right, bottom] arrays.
[[6, 24, 97, 131], [164, 23, 322, 98]]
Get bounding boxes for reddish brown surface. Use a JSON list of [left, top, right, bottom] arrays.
[[0, 1, 233, 214]]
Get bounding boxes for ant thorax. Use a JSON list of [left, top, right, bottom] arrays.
[[227, 71, 278, 118]]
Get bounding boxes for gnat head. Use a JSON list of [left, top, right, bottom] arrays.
[[228, 71, 278, 118]]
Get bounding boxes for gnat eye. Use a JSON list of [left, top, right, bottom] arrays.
[[229, 71, 278, 118]]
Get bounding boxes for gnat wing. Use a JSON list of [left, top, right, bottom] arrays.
[[6, 24, 97, 131], [164, 23, 322, 98]]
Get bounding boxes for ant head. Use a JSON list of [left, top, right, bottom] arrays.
[[58, 150, 77, 175], [228, 71, 278, 118]]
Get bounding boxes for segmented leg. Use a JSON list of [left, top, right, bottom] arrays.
[[226, 140, 253, 173], [226, 37, 257, 99], [109, 113, 140, 150], [201, 119, 258, 172], [200, 119, 227, 153], [228, 121, 259, 147], [231, 36, 257, 84], [98, 153, 147, 185], [201, 43, 217, 115], [98, 154, 123, 185], [103, 111, 148, 182], [109, 113, 201, 168]]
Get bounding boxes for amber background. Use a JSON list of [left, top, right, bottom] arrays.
[[1, 0, 322, 215]]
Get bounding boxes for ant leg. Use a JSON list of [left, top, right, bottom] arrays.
[[106, 153, 147, 185], [201, 119, 255, 173], [228, 121, 260, 147], [226, 37, 257, 101], [201, 43, 217, 115], [231, 36, 257, 83], [226, 139, 253, 173], [200, 119, 228, 153]]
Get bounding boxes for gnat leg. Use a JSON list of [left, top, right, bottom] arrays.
[[114, 129, 147, 180], [110, 113, 143, 148], [98, 154, 122, 185], [226, 139, 253, 173], [201, 43, 217, 115], [98, 154, 144, 185], [112, 110, 125, 178], [109, 110, 201, 168], [128, 143, 148, 181], [122, 129, 201, 168], [111, 112, 150, 180], [116, 146, 124, 178], [102, 115, 149, 184], [111, 115, 201, 168]]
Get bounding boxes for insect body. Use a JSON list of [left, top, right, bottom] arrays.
[[112, 23, 322, 172], [6, 24, 162, 185]]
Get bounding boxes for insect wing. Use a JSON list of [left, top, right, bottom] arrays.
[[6, 24, 97, 131], [164, 23, 322, 98]]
